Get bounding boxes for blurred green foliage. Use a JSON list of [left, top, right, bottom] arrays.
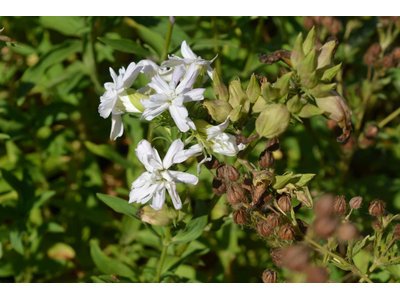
[[1, 16, 400, 283]]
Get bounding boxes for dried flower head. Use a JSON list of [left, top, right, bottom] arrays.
[[266, 214, 281, 229], [314, 194, 334, 217], [349, 196, 363, 210], [212, 177, 226, 196], [262, 269, 277, 283], [233, 209, 248, 225], [282, 245, 310, 272], [225, 165, 240, 182], [216, 163, 227, 178], [306, 266, 328, 283], [371, 220, 383, 232], [369, 200, 386, 216], [256, 220, 274, 237], [227, 183, 246, 205], [333, 196, 347, 215], [270, 247, 283, 268], [278, 195, 292, 212], [393, 224, 400, 241], [382, 53, 396, 69], [279, 223, 295, 241], [259, 150, 275, 169], [337, 223, 359, 242], [313, 217, 337, 238], [266, 137, 280, 152]]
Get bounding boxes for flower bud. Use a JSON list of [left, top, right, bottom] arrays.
[[212, 177, 226, 196], [278, 195, 292, 212], [246, 73, 261, 103], [282, 246, 310, 272], [306, 266, 328, 283], [227, 183, 246, 205], [256, 220, 274, 237], [302, 27, 316, 55], [368, 200, 386, 216], [349, 196, 363, 210], [393, 224, 400, 241], [228, 79, 248, 108], [371, 220, 383, 232], [297, 48, 317, 78], [259, 150, 275, 168], [255, 103, 291, 138], [270, 247, 283, 268], [225, 165, 240, 182], [314, 194, 334, 217], [333, 196, 347, 215], [317, 39, 338, 71], [212, 69, 229, 102], [203, 100, 232, 123], [314, 217, 337, 238], [233, 209, 248, 225], [266, 137, 280, 152], [279, 224, 295, 240], [337, 223, 359, 242], [262, 269, 277, 283], [136, 205, 174, 226], [286, 94, 305, 114], [291, 32, 304, 68], [266, 214, 281, 229], [315, 91, 352, 130]]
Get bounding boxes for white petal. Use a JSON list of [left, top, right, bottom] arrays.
[[104, 82, 114, 90], [135, 140, 158, 172], [206, 115, 230, 140], [141, 102, 170, 121], [148, 74, 171, 95], [169, 171, 198, 185], [109, 67, 118, 83], [172, 144, 202, 165], [131, 172, 151, 189], [118, 91, 142, 113], [123, 62, 142, 88], [175, 64, 199, 95], [165, 182, 182, 210], [169, 104, 190, 132], [163, 139, 185, 169], [184, 88, 205, 102], [138, 59, 159, 81], [129, 182, 159, 204], [150, 186, 166, 210], [141, 94, 168, 108], [170, 65, 186, 87], [161, 56, 185, 69], [98, 94, 117, 119], [181, 40, 197, 60], [110, 114, 124, 140], [211, 133, 241, 156]]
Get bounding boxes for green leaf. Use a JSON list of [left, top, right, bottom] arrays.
[[351, 235, 374, 258], [85, 141, 135, 168], [39, 16, 90, 37], [90, 240, 137, 279], [9, 229, 24, 255], [298, 104, 325, 118], [386, 265, 400, 279], [97, 37, 151, 57], [171, 200, 208, 244], [96, 193, 139, 220], [321, 63, 342, 82], [272, 172, 293, 189], [0, 133, 10, 140]]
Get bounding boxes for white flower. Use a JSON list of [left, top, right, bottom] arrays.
[[140, 64, 205, 132], [98, 63, 143, 140], [129, 139, 201, 210], [161, 40, 216, 80], [138, 59, 174, 83]]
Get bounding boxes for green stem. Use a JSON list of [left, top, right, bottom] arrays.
[[378, 107, 400, 129], [212, 17, 222, 78], [155, 226, 171, 283], [161, 18, 174, 62], [242, 17, 264, 77]]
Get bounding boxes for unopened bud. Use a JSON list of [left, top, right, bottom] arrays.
[[282, 246, 310, 272], [255, 103, 291, 138], [306, 266, 328, 283], [212, 177, 226, 196], [371, 220, 383, 232], [228, 79, 248, 108], [278, 195, 292, 212], [203, 100, 232, 123], [365, 125, 379, 139], [314, 194, 334, 217], [266, 214, 281, 229], [212, 70, 229, 102], [314, 217, 337, 238], [270, 247, 283, 268], [233, 209, 248, 225], [279, 224, 295, 240], [315, 91, 352, 130], [266, 137, 280, 152], [246, 73, 261, 103], [256, 220, 274, 237], [337, 223, 359, 242], [259, 150, 275, 168], [262, 269, 277, 283], [349, 196, 363, 210], [368, 200, 386, 216], [317, 38, 338, 71], [333, 196, 347, 215], [393, 224, 400, 241]]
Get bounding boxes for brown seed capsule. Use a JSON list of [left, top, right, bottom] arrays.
[[278, 195, 292, 212], [306, 266, 328, 283], [392, 47, 400, 61], [382, 53, 396, 69], [256, 220, 274, 237], [262, 269, 277, 283], [365, 125, 379, 139], [196, 155, 219, 169], [266, 214, 280, 229], [270, 247, 283, 268], [225, 165, 240, 182], [349, 196, 363, 210], [282, 246, 310, 272], [259, 150, 275, 168], [212, 177, 226, 196], [266, 137, 280, 152], [333, 196, 347, 215], [279, 224, 295, 241], [393, 224, 400, 241], [371, 220, 383, 232], [216, 163, 226, 178], [313, 217, 337, 238], [314, 195, 334, 217], [227, 183, 246, 205], [364, 43, 381, 67], [369, 200, 386, 216], [233, 209, 248, 225], [337, 223, 359, 242]]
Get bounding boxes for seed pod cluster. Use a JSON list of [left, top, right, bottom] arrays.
[[279, 224, 295, 241]]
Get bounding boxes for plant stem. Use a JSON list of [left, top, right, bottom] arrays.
[[242, 17, 264, 77], [161, 18, 174, 62], [155, 226, 171, 283], [378, 107, 400, 129]]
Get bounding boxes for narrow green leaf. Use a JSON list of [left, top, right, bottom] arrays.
[[39, 16, 90, 37], [98, 37, 151, 57], [85, 141, 135, 168], [9, 230, 24, 255], [96, 193, 139, 220]]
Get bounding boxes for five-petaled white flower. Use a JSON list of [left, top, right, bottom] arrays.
[[98, 63, 143, 140], [161, 40, 216, 80], [140, 64, 205, 132], [129, 139, 201, 210]]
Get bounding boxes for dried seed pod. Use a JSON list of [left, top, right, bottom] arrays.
[[266, 137, 280, 152], [256, 220, 274, 237], [279, 224, 295, 241], [270, 247, 283, 268], [314, 195, 334, 217], [337, 223, 359, 242], [197, 155, 219, 169], [369, 200, 386, 216], [306, 266, 328, 283], [266, 214, 280, 229], [227, 183, 246, 205], [333, 196, 347, 215], [365, 125, 379, 139], [233, 209, 248, 225], [282, 246, 310, 272], [393, 224, 400, 241], [225, 165, 240, 182], [297, 219, 309, 235], [392, 47, 400, 61], [313, 217, 337, 238], [216, 164, 226, 178], [349, 196, 363, 210], [212, 177, 226, 196], [259, 150, 275, 168], [296, 192, 312, 208], [382, 53, 396, 69], [278, 195, 292, 212], [262, 269, 277, 283], [371, 220, 383, 232]]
